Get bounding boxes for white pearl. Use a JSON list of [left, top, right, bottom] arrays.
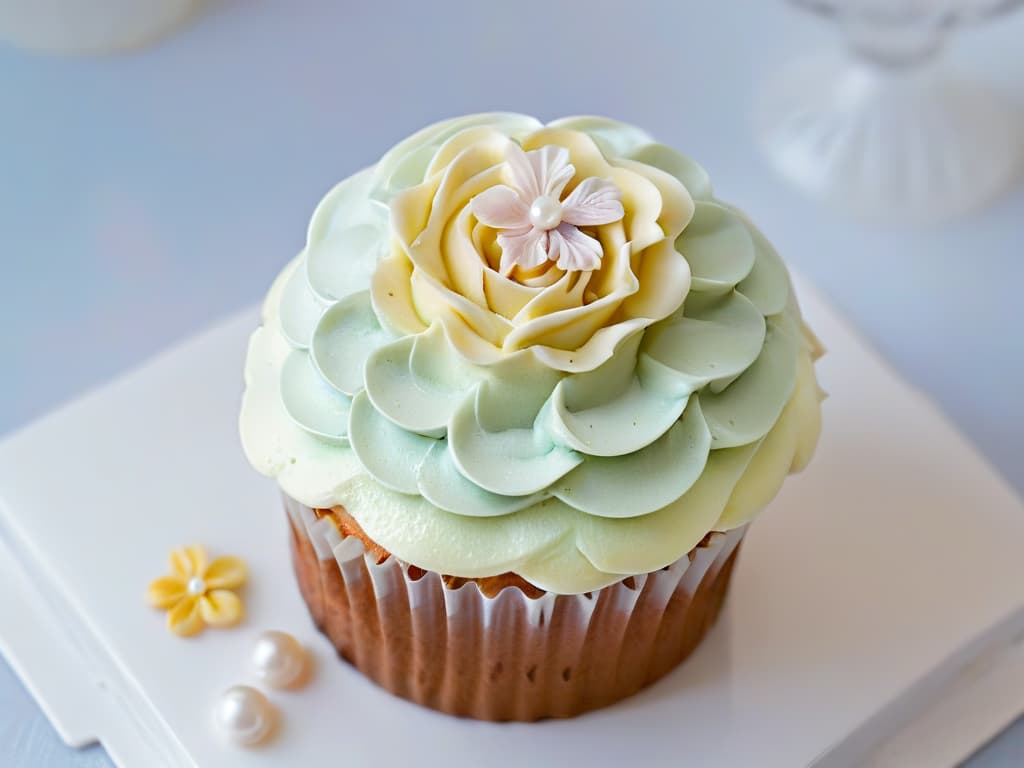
[[251, 630, 307, 689], [213, 685, 273, 747], [529, 195, 563, 230], [186, 577, 206, 596]]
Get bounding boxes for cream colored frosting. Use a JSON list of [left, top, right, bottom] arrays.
[[240, 113, 824, 594]]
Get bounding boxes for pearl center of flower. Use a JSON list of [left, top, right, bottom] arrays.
[[187, 576, 207, 596], [529, 195, 563, 231]]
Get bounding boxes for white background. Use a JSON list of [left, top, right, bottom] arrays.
[[1, 1, 1022, 765]]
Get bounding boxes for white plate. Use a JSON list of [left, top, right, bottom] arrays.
[[0, 278, 1022, 768]]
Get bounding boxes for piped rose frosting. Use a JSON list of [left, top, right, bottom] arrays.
[[241, 113, 824, 594]]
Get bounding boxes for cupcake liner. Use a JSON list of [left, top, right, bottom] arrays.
[[285, 495, 745, 721]]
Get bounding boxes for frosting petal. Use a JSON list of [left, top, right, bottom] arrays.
[[551, 397, 712, 518], [362, 324, 480, 438], [374, 113, 543, 196], [714, 353, 817, 530], [371, 255, 427, 336], [278, 257, 324, 350], [628, 143, 713, 201], [310, 291, 391, 397], [641, 290, 766, 390], [541, 332, 691, 457], [416, 441, 545, 517], [546, 115, 654, 156], [699, 310, 800, 448], [307, 224, 388, 303], [280, 350, 351, 443], [678, 201, 757, 295], [574, 440, 758, 577], [306, 168, 387, 244], [448, 390, 583, 496], [348, 390, 433, 494], [736, 211, 791, 317]]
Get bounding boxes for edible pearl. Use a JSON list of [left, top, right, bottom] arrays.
[[213, 685, 274, 747], [251, 630, 307, 689], [186, 577, 206, 596], [529, 195, 563, 230]]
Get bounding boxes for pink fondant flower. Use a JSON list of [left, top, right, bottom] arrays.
[[470, 143, 625, 275]]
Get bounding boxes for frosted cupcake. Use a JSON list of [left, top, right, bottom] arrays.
[[240, 113, 823, 720]]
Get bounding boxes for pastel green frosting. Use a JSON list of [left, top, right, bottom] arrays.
[[240, 113, 823, 594]]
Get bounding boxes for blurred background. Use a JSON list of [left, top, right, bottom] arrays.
[[1, 1, 1022, 765]]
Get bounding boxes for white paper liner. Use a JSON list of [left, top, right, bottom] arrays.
[[284, 495, 745, 720]]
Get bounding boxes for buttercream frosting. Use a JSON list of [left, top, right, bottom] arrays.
[[240, 113, 824, 594]]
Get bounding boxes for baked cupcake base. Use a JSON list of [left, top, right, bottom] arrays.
[[285, 495, 744, 721]]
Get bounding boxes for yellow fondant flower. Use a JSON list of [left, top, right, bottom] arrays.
[[146, 546, 247, 637]]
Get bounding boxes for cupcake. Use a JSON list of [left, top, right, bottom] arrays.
[[240, 113, 823, 721]]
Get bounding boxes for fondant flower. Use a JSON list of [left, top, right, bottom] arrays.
[[146, 546, 247, 637], [470, 143, 624, 274]]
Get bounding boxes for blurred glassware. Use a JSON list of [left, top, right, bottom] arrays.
[[757, 0, 1024, 222], [0, 0, 202, 55]]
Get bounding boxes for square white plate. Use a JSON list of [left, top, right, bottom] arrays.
[[1, 279, 1022, 768]]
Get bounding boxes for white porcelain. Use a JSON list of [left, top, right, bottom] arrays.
[[251, 631, 307, 689], [758, 0, 1024, 222], [758, 53, 1023, 222], [212, 686, 273, 747]]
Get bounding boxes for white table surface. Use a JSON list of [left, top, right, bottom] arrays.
[[1, 1, 1022, 766]]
